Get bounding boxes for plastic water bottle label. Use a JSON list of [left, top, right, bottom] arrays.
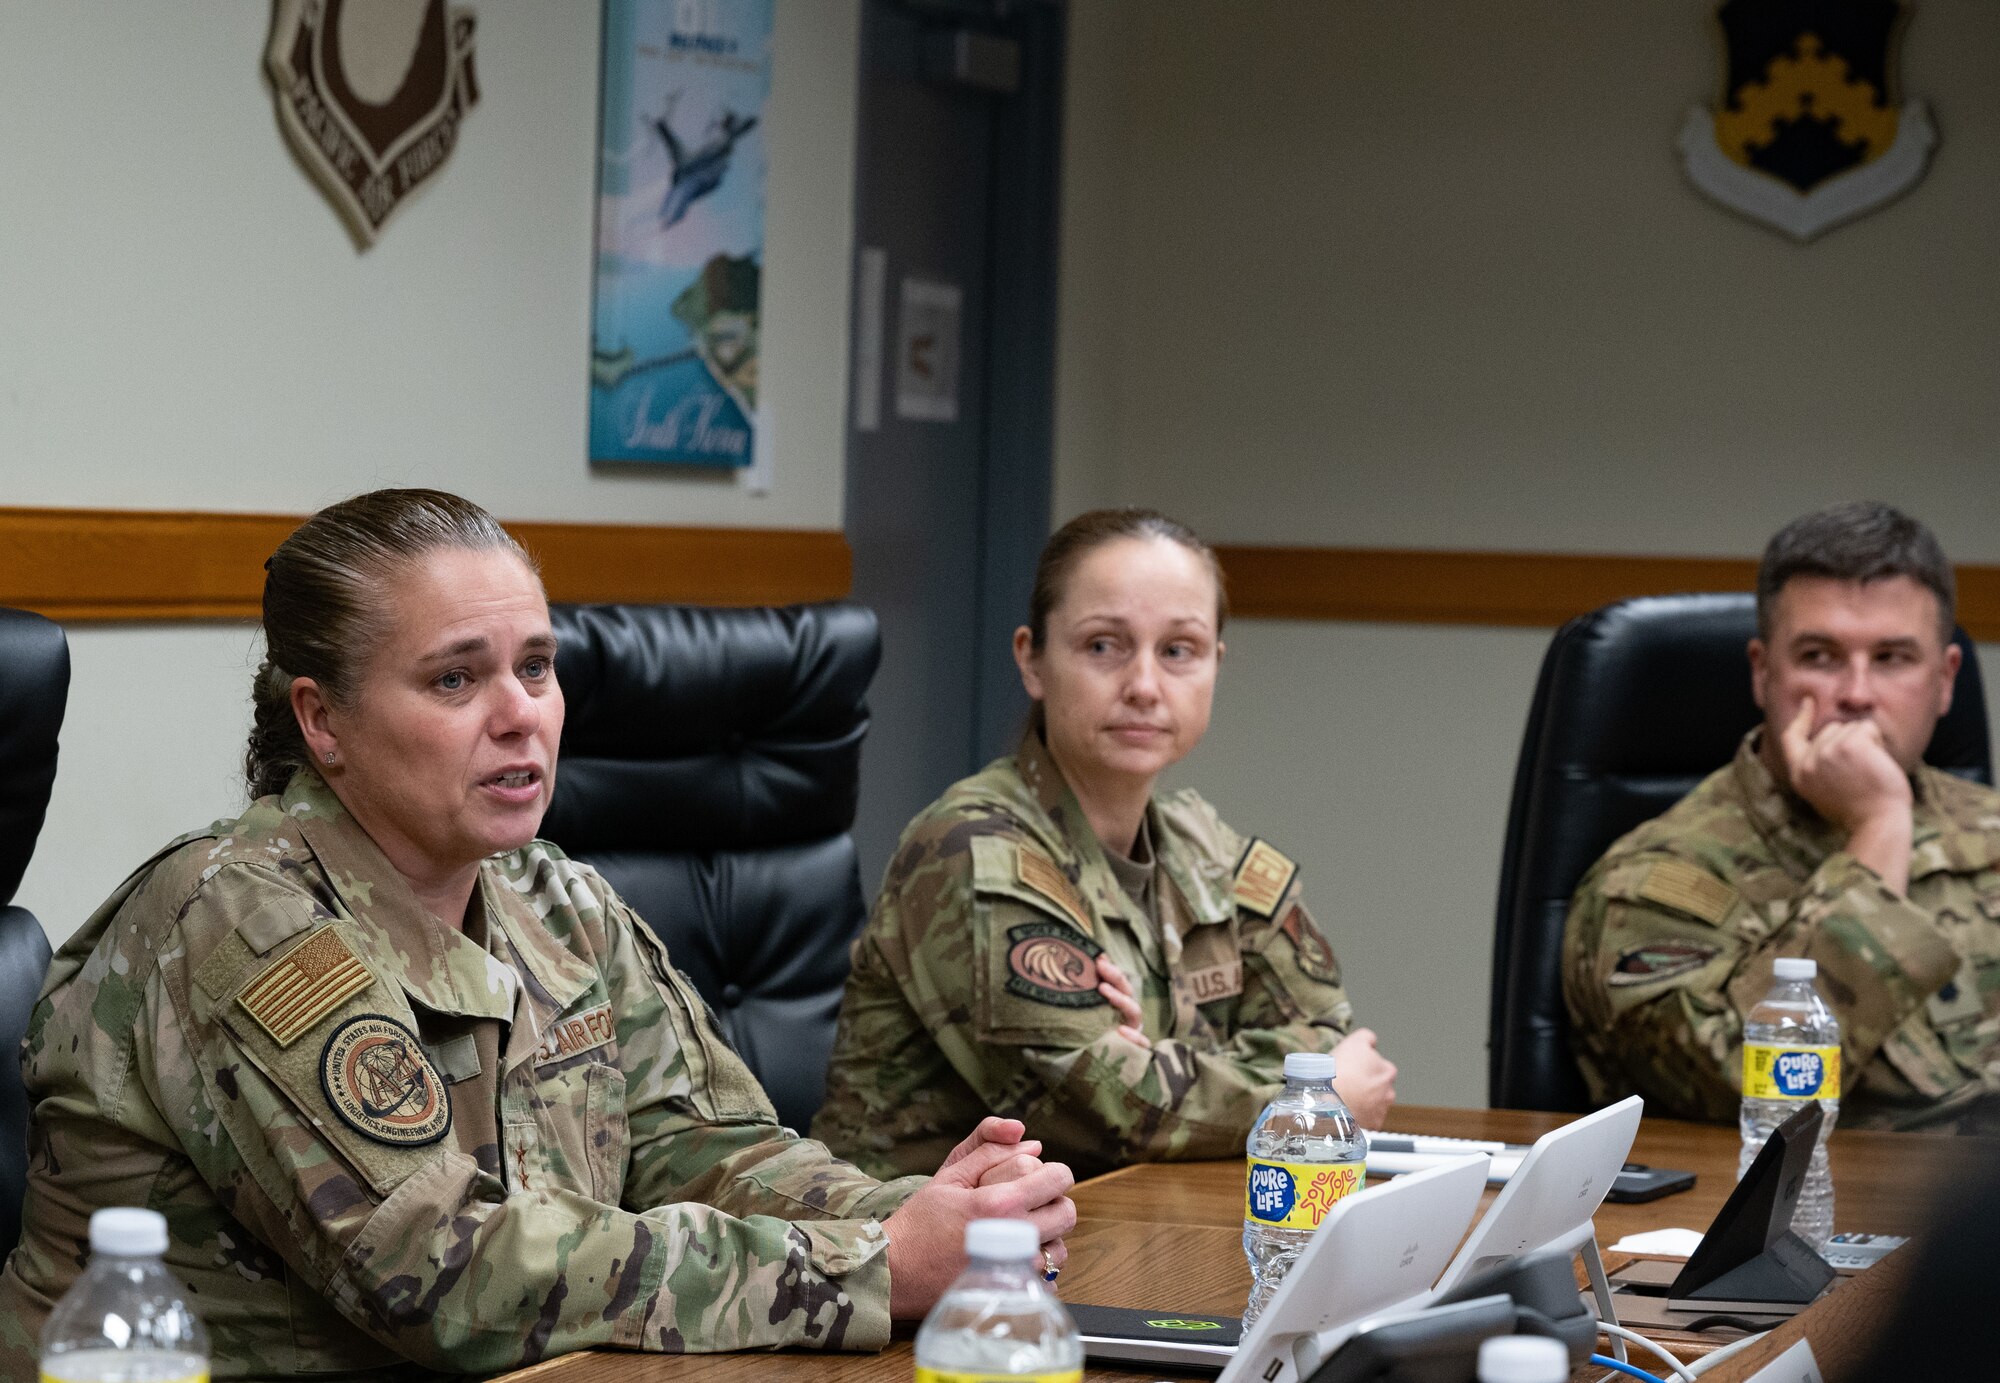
[[1742, 1044, 1840, 1100], [916, 1369, 1081, 1383], [1243, 1158, 1364, 1229], [41, 1371, 206, 1383]]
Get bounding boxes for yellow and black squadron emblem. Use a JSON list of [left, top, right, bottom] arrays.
[[1678, 0, 1935, 239]]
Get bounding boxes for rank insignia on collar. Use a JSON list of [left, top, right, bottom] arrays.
[[1232, 839, 1298, 919], [1005, 922, 1109, 1009], [238, 927, 374, 1047], [1018, 846, 1095, 936], [320, 1015, 452, 1146], [1677, 0, 1935, 240]]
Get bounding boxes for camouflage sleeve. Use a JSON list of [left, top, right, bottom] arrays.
[[145, 868, 900, 1372], [882, 842, 1341, 1165], [605, 893, 927, 1228], [1563, 849, 1958, 1121]]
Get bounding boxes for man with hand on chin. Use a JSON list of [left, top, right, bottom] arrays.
[[1564, 502, 2000, 1132]]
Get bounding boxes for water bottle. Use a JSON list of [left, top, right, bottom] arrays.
[[1477, 1336, 1569, 1383], [1242, 1051, 1368, 1327], [40, 1208, 208, 1383], [1739, 956, 1840, 1249], [915, 1219, 1080, 1383]]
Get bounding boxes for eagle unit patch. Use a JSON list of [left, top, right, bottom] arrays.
[[320, 1015, 451, 1146], [1232, 839, 1297, 919], [237, 927, 374, 1047], [1004, 921, 1108, 1009], [1677, 0, 1935, 240], [1017, 846, 1095, 936]]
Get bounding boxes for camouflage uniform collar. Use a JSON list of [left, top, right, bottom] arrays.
[[1009, 729, 1233, 933], [1732, 730, 1951, 877], [280, 770, 585, 1025]]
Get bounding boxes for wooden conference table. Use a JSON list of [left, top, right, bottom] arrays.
[[501, 1106, 1985, 1383]]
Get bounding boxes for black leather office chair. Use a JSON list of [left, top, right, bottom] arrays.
[[540, 602, 879, 1132], [0, 609, 67, 1260], [1489, 592, 1991, 1112]]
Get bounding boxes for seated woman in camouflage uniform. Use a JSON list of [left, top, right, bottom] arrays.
[[813, 509, 1397, 1180], [0, 489, 1075, 1379]]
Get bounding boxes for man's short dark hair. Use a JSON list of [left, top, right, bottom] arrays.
[[1756, 501, 1955, 642]]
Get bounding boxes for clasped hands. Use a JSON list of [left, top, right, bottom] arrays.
[[882, 1116, 1076, 1319]]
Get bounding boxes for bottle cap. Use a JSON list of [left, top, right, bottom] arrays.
[[1773, 957, 1818, 981], [964, 1218, 1037, 1261], [1476, 1335, 1568, 1383], [1283, 1052, 1337, 1082], [89, 1207, 168, 1258]]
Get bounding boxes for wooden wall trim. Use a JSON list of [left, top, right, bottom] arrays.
[[1215, 545, 2000, 643], [12, 512, 1994, 639], [0, 507, 851, 622]]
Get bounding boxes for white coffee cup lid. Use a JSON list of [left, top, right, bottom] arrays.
[[90, 1207, 167, 1257], [964, 1218, 1037, 1260], [1284, 1051, 1337, 1081], [1774, 957, 1818, 981]]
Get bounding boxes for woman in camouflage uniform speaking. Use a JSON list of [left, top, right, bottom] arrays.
[[813, 510, 1397, 1181], [0, 490, 1074, 1379]]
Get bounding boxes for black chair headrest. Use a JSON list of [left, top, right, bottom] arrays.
[[0, 610, 70, 907], [542, 603, 882, 854]]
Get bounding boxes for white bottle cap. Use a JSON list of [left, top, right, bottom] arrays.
[[1476, 1335, 1568, 1383], [964, 1218, 1037, 1260], [1283, 1052, 1337, 1082], [1773, 957, 1818, 981], [89, 1207, 167, 1258]]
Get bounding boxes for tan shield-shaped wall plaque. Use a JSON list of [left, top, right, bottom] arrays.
[[266, 0, 480, 248]]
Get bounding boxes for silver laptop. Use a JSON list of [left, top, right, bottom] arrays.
[[1430, 1095, 1644, 1296]]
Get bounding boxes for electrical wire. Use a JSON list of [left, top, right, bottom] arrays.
[[1684, 1329, 1775, 1377], [1596, 1320, 1698, 1382], [1591, 1355, 1668, 1383]]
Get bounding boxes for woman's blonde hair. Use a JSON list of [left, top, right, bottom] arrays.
[[245, 488, 536, 800]]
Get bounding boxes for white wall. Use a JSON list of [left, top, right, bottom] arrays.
[[7, 0, 864, 938], [1058, 1, 2000, 1106]]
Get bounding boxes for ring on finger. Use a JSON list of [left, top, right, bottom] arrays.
[[1043, 1248, 1060, 1283]]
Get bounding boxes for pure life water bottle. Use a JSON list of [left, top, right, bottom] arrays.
[[1242, 1051, 1367, 1327], [1740, 956, 1840, 1249]]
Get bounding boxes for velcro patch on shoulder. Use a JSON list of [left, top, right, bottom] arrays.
[[319, 1015, 452, 1146], [237, 927, 375, 1047], [1232, 838, 1298, 918], [1634, 859, 1738, 926], [1608, 940, 1723, 988], [537, 1002, 616, 1065], [1017, 846, 1095, 937], [1005, 921, 1108, 1009]]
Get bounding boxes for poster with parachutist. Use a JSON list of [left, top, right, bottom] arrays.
[[589, 0, 770, 466]]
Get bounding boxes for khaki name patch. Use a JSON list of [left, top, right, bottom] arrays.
[[1017, 847, 1095, 936], [1185, 961, 1243, 1004], [537, 1003, 617, 1065], [1005, 921, 1108, 1009], [1636, 860, 1738, 926], [319, 1015, 451, 1147], [237, 927, 374, 1047], [1233, 839, 1298, 918]]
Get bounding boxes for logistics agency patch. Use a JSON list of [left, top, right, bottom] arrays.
[[1280, 906, 1339, 983], [1608, 940, 1722, 987], [237, 926, 375, 1047], [1004, 921, 1108, 1009], [319, 1015, 452, 1146]]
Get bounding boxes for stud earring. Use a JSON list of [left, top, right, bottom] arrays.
[[324, 751, 336, 764]]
